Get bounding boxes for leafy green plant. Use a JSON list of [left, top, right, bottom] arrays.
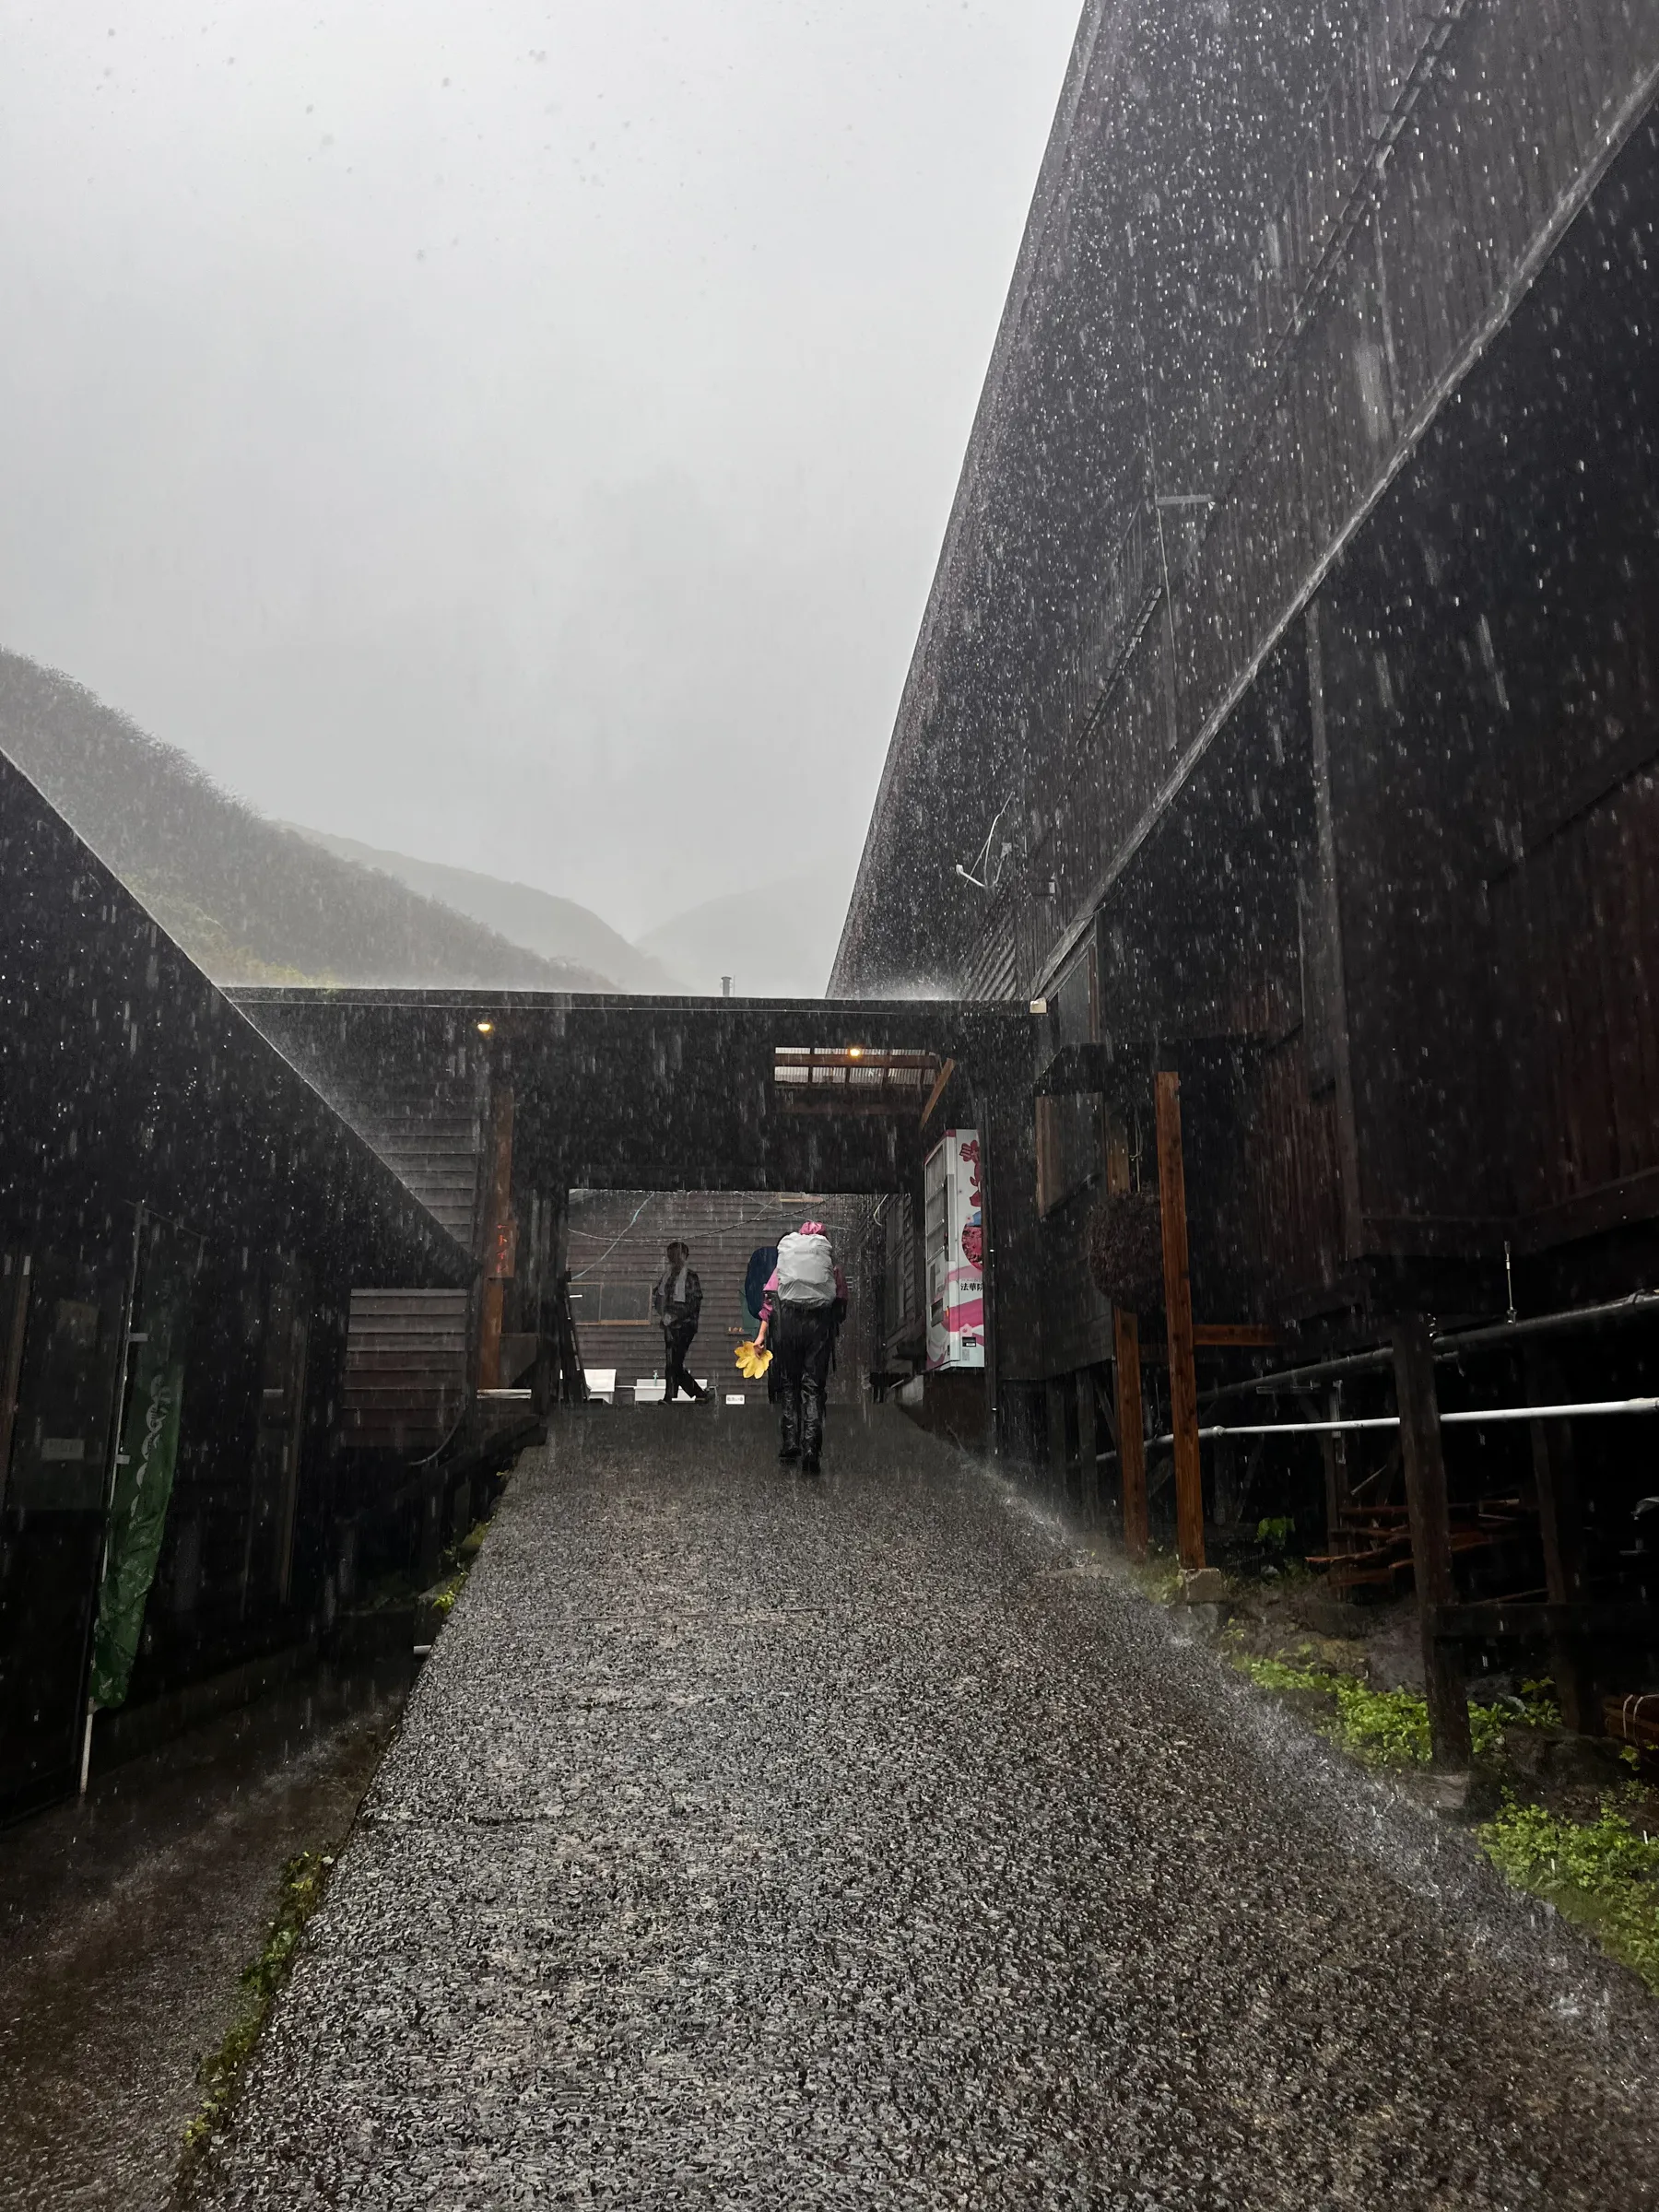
[[1255, 1515, 1297, 1553], [1478, 1799, 1659, 1992], [1130, 1552, 1185, 1606], [1231, 1657, 1560, 1771], [1333, 1679, 1432, 1767]]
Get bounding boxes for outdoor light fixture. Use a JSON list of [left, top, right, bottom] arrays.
[[477, 1020, 494, 1035], [848, 1046, 864, 1059]]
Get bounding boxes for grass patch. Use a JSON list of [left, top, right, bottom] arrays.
[[1230, 1654, 1559, 1771], [1229, 1638, 1659, 1995], [180, 1850, 335, 2171], [1478, 1798, 1659, 1993]]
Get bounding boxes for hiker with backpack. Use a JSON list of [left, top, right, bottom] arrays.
[[754, 1219, 846, 1475]]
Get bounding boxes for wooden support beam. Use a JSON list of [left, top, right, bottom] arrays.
[[1045, 1376, 1071, 1497], [1430, 1601, 1659, 1641], [0, 1252, 31, 1505], [917, 1056, 956, 1128], [1077, 1368, 1100, 1527], [1528, 1351, 1595, 1732], [1391, 1315, 1472, 1770], [1106, 1136, 1148, 1560], [1115, 1312, 1147, 1558], [477, 1087, 516, 1393], [1320, 1384, 1350, 1550], [1304, 602, 1365, 1261], [1155, 1071, 1206, 1571]]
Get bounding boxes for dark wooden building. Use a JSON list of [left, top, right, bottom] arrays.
[[832, 0, 1659, 1758], [0, 753, 470, 1817]]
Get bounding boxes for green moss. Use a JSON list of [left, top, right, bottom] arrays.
[[429, 1517, 492, 1619], [1478, 1798, 1659, 1993], [180, 1850, 335, 2168]]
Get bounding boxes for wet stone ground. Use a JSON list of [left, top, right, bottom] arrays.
[[0, 1662, 409, 2212], [194, 1406, 1659, 2209]]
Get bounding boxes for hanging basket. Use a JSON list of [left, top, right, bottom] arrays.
[[1087, 1190, 1165, 1312]]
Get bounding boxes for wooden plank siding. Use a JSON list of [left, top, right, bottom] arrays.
[[343, 1289, 470, 1453], [1241, 1036, 1348, 1315], [1030, 0, 1659, 997], [1498, 770, 1659, 1237], [835, 0, 1659, 1006], [836, 0, 1659, 1358]]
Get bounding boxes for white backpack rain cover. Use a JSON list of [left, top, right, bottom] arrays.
[[775, 1230, 837, 1308]]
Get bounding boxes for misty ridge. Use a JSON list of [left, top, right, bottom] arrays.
[[0, 652, 848, 998], [0, 649, 665, 994]]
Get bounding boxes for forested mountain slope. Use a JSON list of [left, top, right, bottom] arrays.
[[0, 652, 614, 990], [291, 826, 686, 994]]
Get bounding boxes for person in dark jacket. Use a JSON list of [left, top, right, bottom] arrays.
[[653, 1241, 709, 1403], [755, 1220, 846, 1474]]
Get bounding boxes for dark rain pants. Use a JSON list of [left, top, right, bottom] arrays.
[[663, 1322, 708, 1402], [772, 1301, 835, 1464]]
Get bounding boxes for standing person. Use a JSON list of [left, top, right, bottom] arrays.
[[653, 1240, 709, 1404], [755, 1219, 846, 1475]]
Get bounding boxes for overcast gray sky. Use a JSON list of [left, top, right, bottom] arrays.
[[0, 1, 1080, 940]]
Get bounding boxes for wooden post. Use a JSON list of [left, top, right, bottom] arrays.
[[1305, 602, 1364, 1260], [1321, 1383, 1351, 1550], [1114, 1310, 1147, 1559], [1528, 1351, 1594, 1733], [1391, 1314, 1472, 1770], [1076, 1368, 1100, 1526], [1155, 1071, 1206, 1570], [978, 1105, 999, 1457], [0, 1252, 31, 1507], [1045, 1376, 1070, 1498], [1106, 1136, 1149, 1559], [1211, 1433, 1241, 1528], [477, 1087, 515, 1392]]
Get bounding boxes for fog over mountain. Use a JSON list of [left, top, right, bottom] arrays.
[[289, 826, 688, 994], [0, 652, 612, 991], [638, 877, 849, 1001], [0, 5, 1082, 940]]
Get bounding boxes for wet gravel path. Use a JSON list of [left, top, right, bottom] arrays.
[[196, 1408, 1659, 2208]]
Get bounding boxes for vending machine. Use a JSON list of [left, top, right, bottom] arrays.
[[924, 1128, 985, 1371]]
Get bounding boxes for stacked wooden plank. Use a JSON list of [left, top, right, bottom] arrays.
[[1308, 1498, 1535, 1596], [342, 1288, 470, 1453]]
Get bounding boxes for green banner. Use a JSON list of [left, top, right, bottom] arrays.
[[89, 1218, 196, 1711]]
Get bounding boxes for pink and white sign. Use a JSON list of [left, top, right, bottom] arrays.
[[925, 1128, 985, 1371]]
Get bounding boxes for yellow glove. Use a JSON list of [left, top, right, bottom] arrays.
[[735, 1339, 773, 1381]]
